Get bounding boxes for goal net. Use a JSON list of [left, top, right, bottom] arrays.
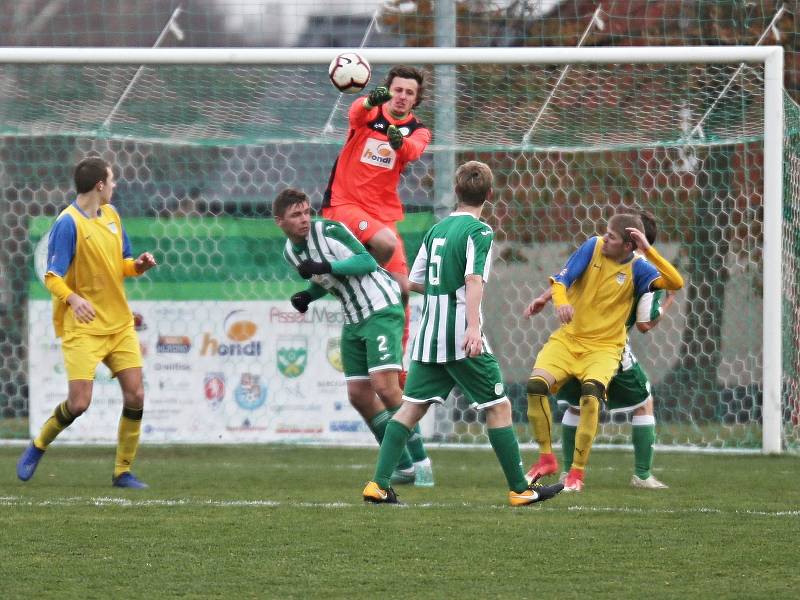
[[0, 47, 796, 453]]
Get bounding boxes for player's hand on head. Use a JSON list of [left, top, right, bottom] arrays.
[[290, 291, 313, 314], [67, 294, 96, 323], [556, 304, 574, 324], [135, 252, 157, 274], [626, 227, 650, 252], [365, 86, 392, 108], [297, 259, 332, 279], [387, 125, 404, 150]]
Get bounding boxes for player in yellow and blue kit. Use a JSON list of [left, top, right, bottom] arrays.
[[524, 212, 683, 492], [16, 157, 156, 488]]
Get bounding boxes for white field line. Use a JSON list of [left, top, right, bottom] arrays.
[[0, 495, 798, 517]]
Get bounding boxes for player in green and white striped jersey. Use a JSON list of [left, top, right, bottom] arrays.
[[362, 161, 563, 506], [274, 189, 432, 486], [526, 211, 673, 489]]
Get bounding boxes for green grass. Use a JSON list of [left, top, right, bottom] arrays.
[[1, 445, 798, 599]]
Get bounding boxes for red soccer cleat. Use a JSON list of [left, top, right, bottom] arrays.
[[563, 468, 585, 492]]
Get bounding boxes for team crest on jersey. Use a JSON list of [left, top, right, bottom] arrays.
[[358, 220, 368, 231], [616, 273, 627, 285], [106, 222, 118, 234], [360, 138, 396, 170], [277, 335, 308, 378]]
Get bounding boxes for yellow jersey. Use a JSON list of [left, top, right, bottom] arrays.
[[46, 202, 136, 337], [551, 236, 660, 350]]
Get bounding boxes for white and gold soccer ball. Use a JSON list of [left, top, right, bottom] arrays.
[[328, 52, 371, 94]]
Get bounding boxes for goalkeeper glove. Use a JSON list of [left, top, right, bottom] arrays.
[[387, 125, 404, 150], [364, 86, 392, 109], [297, 258, 332, 279], [290, 291, 313, 314]]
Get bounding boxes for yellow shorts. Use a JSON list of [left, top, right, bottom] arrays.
[[533, 330, 622, 391], [61, 326, 143, 381]]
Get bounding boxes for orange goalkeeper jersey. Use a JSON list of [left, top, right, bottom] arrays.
[[322, 97, 431, 223]]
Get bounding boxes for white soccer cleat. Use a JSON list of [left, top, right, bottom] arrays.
[[630, 474, 669, 489]]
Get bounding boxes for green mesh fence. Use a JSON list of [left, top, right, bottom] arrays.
[[1, 0, 799, 452]]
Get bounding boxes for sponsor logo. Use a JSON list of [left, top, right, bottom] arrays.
[[318, 380, 346, 394], [326, 337, 343, 372], [156, 335, 191, 354], [360, 138, 396, 169], [616, 273, 627, 285], [274, 425, 324, 434], [277, 336, 307, 378], [379, 353, 391, 361], [269, 306, 345, 325], [201, 310, 262, 356], [226, 418, 268, 432], [204, 373, 225, 408], [330, 420, 369, 433], [234, 373, 268, 410], [154, 362, 191, 372], [133, 312, 147, 331]]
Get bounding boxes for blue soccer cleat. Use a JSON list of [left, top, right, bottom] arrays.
[[112, 472, 149, 489], [16, 442, 45, 482]]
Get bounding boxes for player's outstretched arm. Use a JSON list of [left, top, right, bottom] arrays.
[[524, 288, 553, 318]]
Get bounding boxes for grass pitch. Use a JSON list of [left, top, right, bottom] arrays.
[[1, 445, 798, 599]]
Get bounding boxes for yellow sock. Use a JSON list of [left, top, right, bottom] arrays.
[[34, 400, 75, 450], [114, 406, 143, 478], [573, 394, 600, 470], [526, 377, 553, 455]]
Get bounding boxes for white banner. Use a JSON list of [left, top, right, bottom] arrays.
[[28, 298, 429, 444]]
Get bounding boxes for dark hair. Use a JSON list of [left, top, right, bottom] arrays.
[[273, 188, 309, 218], [454, 161, 493, 207], [383, 65, 425, 108], [608, 212, 645, 249], [639, 210, 658, 245], [74, 157, 110, 194]]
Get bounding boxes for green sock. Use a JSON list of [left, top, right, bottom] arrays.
[[487, 425, 528, 493], [387, 407, 413, 470], [368, 410, 391, 443], [406, 423, 428, 462], [632, 416, 656, 479], [374, 420, 412, 489], [561, 410, 580, 472]]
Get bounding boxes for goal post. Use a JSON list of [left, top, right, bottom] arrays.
[[0, 46, 792, 453]]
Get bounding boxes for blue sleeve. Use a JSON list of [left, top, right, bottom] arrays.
[[632, 258, 660, 296], [552, 237, 597, 288], [122, 226, 133, 259], [46, 215, 77, 276]]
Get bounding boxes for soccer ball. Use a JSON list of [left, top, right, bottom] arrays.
[[328, 52, 371, 94]]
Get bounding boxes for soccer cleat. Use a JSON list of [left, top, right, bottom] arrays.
[[525, 453, 559, 483], [16, 442, 45, 482], [390, 466, 416, 485], [362, 481, 400, 504], [509, 480, 565, 506], [112, 472, 149, 489], [631, 474, 668, 489], [414, 463, 435, 488], [563, 468, 585, 492]]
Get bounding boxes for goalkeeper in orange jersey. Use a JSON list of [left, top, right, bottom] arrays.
[[524, 211, 684, 492], [17, 157, 156, 488], [321, 65, 431, 354]]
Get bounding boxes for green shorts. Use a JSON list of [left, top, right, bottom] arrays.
[[340, 305, 404, 379], [403, 352, 508, 410], [555, 361, 651, 413]]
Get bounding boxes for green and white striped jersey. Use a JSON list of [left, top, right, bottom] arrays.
[[408, 212, 494, 363], [620, 289, 666, 371], [283, 219, 401, 324]]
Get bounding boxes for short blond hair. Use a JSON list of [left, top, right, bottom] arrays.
[[454, 161, 493, 206]]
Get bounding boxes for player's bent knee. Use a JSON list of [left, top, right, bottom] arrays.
[[527, 376, 550, 397], [579, 379, 605, 404]]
